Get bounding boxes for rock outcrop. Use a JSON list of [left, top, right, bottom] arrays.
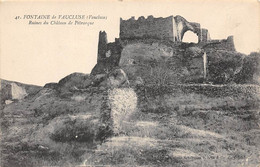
[[56, 73, 91, 92], [42, 68, 129, 95], [99, 69, 129, 88], [0, 79, 42, 105], [90, 15, 249, 84]]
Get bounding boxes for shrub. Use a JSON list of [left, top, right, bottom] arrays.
[[235, 51, 260, 84]]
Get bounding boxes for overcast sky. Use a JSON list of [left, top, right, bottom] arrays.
[[1, 0, 259, 86]]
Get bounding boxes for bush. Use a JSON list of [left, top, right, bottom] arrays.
[[235, 52, 260, 84], [148, 66, 172, 85], [49, 114, 99, 142]]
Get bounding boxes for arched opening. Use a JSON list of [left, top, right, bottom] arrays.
[[182, 31, 199, 43]]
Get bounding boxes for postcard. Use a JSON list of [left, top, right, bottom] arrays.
[[0, 0, 259, 166]]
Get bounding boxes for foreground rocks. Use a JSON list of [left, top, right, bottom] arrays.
[[1, 75, 260, 167], [81, 84, 260, 167]]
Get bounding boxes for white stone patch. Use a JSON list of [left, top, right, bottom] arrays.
[[108, 88, 137, 134], [5, 100, 14, 105], [11, 83, 27, 100], [177, 125, 224, 139], [170, 148, 201, 159], [90, 119, 99, 124], [172, 18, 179, 41], [136, 121, 158, 127], [71, 95, 86, 102], [105, 50, 111, 57], [103, 136, 158, 148], [69, 114, 92, 120]]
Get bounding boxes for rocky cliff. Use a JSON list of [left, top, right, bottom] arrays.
[[91, 36, 248, 84], [90, 15, 253, 85]]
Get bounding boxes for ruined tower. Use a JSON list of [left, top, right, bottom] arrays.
[[97, 31, 108, 61]]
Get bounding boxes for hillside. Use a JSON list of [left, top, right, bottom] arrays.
[[0, 79, 42, 108], [1, 14, 260, 167], [1, 74, 260, 166]]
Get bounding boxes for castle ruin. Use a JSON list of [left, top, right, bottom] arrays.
[[92, 15, 238, 84], [120, 15, 210, 42]]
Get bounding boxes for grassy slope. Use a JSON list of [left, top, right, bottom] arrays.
[[0, 87, 104, 167], [1, 84, 260, 167], [83, 85, 260, 167]]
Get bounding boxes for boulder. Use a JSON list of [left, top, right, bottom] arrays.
[[134, 76, 144, 86], [57, 73, 91, 93], [44, 82, 58, 89], [99, 69, 129, 88], [91, 74, 107, 87], [119, 42, 177, 85], [5, 100, 14, 105]]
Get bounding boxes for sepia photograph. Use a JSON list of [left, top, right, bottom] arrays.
[[0, 0, 260, 166]]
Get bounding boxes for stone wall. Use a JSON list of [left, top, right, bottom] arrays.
[[99, 88, 137, 138], [120, 16, 174, 41], [201, 29, 211, 42], [134, 84, 260, 115], [135, 84, 260, 99], [203, 36, 235, 51], [93, 15, 240, 84], [120, 15, 209, 43], [92, 35, 123, 75], [174, 15, 201, 42]]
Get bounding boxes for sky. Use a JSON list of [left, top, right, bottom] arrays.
[[0, 0, 259, 86]]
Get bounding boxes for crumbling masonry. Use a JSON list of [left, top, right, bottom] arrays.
[[92, 15, 237, 84], [120, 15, 210, 42]]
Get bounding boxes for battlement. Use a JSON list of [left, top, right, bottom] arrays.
[[119, 15, 211, 43], [120, 15, 175, 41]]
